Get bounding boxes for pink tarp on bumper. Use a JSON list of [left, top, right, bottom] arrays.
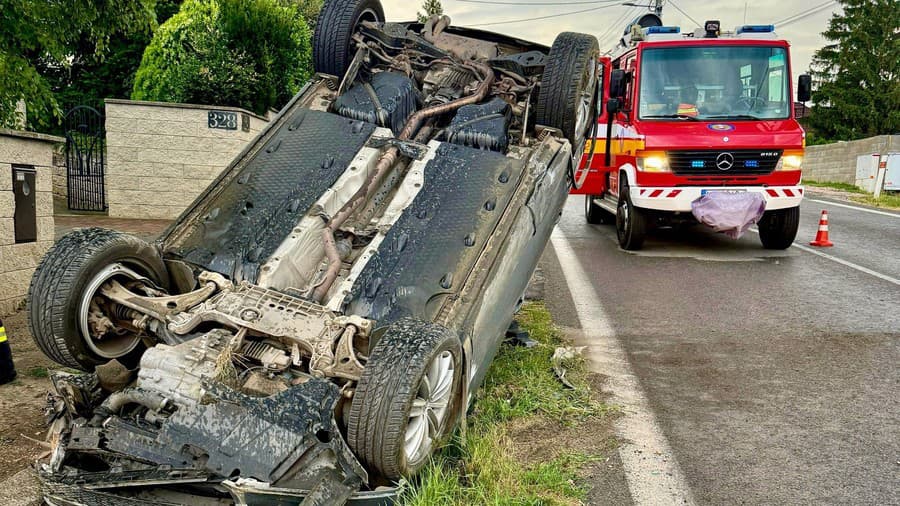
[[691, 192, 765, 239]]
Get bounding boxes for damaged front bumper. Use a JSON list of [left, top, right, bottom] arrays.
[[38, 320, 396, 506]]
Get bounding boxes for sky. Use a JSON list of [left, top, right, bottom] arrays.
[[380, 0, 840, 83]]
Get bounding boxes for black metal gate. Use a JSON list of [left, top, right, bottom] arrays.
[[65, 105, 107, 211]]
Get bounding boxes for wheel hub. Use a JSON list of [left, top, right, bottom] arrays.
[[78, 263, 148, 359]]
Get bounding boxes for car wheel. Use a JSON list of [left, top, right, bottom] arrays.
[[585, 195, 612, 224], [758, 207, 799, 249], [616, 181, 647, 250], [347, 318, 463, 480], [27, 228, 168, 371], [536, 31, 601, 168], [313, 0, 385, 78]]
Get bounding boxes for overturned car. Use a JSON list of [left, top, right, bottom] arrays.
[[28, 1, 600, 504]]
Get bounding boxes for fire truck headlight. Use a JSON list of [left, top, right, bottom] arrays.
[[637, 153, 669, 172], [775, 150, 803, 171]]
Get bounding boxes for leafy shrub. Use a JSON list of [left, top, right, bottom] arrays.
[[132, 0, 311, 115], [278, 0, 324, 30]]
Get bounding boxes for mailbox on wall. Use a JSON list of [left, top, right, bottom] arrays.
[[13, 165, 37, 243]]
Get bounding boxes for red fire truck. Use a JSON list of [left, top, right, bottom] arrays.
[[573, 16, 811, 250]]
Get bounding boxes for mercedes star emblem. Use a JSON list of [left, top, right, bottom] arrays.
[[716, 152, 735, 171]]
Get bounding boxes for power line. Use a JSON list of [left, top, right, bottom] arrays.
[[772, 0, 834, 24], [597, 5, 642, 43], [773, 0, 836, 27], [467, 3, 623, 27], [666, 0, 701, 28]]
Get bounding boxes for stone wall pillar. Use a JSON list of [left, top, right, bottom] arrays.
[[0, 129, 61, 315]]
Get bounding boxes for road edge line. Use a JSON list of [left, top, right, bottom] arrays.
[[747, 229, 900, 286], [806, 198, 899, 218], [550, 229, 696, 506], [791, 242, 900, 286]]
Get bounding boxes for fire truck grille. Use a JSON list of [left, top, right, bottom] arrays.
[[667, 150, 783, 175]]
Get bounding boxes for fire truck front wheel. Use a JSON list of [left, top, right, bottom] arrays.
[[758, 207, 800, 249], [616, 183, 647, 250]]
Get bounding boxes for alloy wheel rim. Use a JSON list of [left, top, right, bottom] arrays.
[[78, 263, 146, 359], [575, 62, 597, 140], [571, 61, 598, 173], [405, 350, 455, 463]]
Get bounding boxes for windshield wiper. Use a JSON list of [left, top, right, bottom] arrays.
[[643, 114, 700, 121], [707, 114, 763, 120]]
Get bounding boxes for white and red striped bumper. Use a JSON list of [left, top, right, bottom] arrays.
[[630, 186, 803, 212]]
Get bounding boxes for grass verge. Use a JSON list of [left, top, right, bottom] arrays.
[[400, 302, 615, 505], [804, 180, 900, 210], [803, 180, 866, 193], [850, 193, 900, 210]]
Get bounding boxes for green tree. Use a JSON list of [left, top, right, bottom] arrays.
[[132, 0, 312, 115], [417, 0, 444, 23], [807, 0, 900, 141], [32, 1, 184, 132], [0, 0, 158, 129]]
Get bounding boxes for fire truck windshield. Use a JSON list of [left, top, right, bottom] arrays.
[[638, 45, 790, 121]]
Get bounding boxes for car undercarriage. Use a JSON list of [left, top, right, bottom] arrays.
[[28, 2, 600, 504]]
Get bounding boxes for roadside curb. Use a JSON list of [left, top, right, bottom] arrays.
[[0, 468, 42, 506]]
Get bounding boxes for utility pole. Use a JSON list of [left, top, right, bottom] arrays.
[[624, 0, 665, 17]]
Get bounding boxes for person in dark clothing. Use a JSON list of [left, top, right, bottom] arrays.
[[0, 318, 16, 385]]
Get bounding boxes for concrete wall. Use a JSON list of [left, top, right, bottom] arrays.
[[0, 129, 60, 316], [804, 135, 899, 184], [104, 99, 270, 219]]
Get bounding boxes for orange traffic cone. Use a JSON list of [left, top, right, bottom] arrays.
[[809, 210, 834, 247]]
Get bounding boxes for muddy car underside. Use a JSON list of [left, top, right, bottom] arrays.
[[28, 3, 600, 505]]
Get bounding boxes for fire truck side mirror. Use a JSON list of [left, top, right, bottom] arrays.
[[607, 98, 621, 115], [797, 74, 812, 103], [609, 69, 627, 99]]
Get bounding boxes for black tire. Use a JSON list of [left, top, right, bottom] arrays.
[[347, 318, 463, 480], [536, 32, 601, 150], [758, 207, 800, 249], [585, 195, 612, 224], [616, 180, 647, 250], [27, 228, 168, 371], [313, 0, 385, 78]]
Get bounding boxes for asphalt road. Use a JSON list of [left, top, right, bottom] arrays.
[[541, 193, 899, 505]]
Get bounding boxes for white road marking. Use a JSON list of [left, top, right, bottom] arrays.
[[790, 243, 900, 286], [806, 198, 899, 218], [550, 228, 695, 506], [748, 229, 900, 286]]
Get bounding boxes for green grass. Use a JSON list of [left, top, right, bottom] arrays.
[[803, 180, 866, 194], [399, 302, 614, 506], [851, 193, 900, 210], [27, 366, 49, 378]]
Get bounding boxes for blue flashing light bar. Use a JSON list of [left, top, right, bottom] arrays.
[[646, 26, 681, 34], [745, 160, 759, 168], [737, 25, 775, 34], [691, 160, 704, 168]]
